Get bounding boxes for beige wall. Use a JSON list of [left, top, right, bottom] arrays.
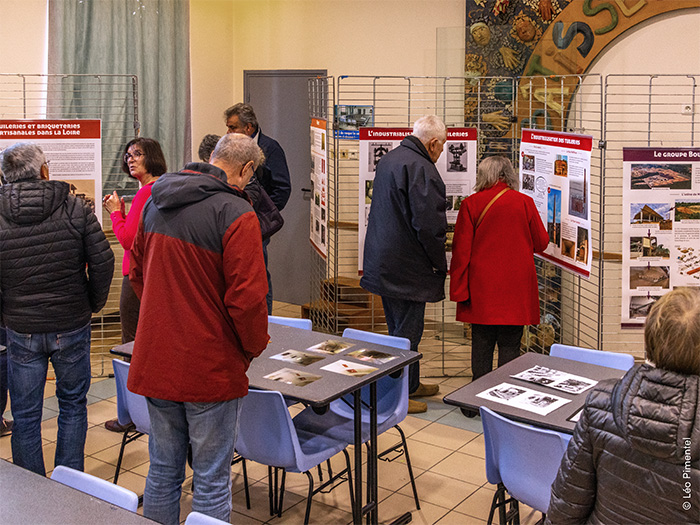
[[190, 0, 466, 156], [0, 0, 47, 75]]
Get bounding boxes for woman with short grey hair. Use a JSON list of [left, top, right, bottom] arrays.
[[450, 155, 549, 406]]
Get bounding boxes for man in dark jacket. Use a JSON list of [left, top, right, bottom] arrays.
[[360, 115, 448, 413], [225, 103, 291, 313], [546, 287, 700, 524], [128, 133, 269, 524], [0, 142, 114, 475]]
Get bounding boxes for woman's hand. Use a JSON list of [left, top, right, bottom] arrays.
[[103, 190, 125, 215]]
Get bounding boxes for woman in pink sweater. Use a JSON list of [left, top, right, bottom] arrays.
[[103, 138, 167, 343]]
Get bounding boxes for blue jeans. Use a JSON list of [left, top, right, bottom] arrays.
[[381, 297, 425, 394], [6, 323, 92, 475], [144, 397, 241, 525]]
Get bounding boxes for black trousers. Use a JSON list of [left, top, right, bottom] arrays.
[[470, 324, 523, 381]]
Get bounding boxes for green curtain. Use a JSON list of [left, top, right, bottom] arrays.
[[47, 0, 191, 186]]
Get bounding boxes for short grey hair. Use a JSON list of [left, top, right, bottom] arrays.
[[474, 155, 519, 192], [412, 115, 447, 144], [211, 133, 265, 170], [0, 142, 47, 183], [224, 103, 259, 132]]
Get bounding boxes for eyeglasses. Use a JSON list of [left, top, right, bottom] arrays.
[[124, 151, 144, 162]]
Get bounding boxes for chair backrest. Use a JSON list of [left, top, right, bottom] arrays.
[[269, 315, 312, 330], [341, 329, 410, 422], [51, 465, 139, 512], [480, 407, 570, 513], [185, 511, 230, 525], [235, 389, 302, 470], [112, 359, 151, 434], [550, 344, 635, 371]]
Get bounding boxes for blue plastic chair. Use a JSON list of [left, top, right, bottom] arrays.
[[293, 328, 420, 510], [480, 407, 571, 525], [112, 359, 150, 484], [235, 389, 354, 525], [184, 511, 230, 525], [269, 315, 312, 330], [549, 343, 635, 371], [51, 465, 139, 512]]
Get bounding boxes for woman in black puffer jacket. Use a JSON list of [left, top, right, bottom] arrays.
[[547, 288, 700, 525]]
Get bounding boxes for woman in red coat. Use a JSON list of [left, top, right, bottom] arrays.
[[450, 156, 549, 385]]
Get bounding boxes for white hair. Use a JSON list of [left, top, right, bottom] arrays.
[[0, 142, 47, 183], [412, 115, 447, 144]]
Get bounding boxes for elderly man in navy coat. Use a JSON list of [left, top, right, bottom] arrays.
[[360, 115, 448, 413]]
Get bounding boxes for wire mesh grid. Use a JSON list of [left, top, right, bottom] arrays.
[[306, 74, 608, 377], [601, 74, 700, 358], [0, 74, 139, 376]]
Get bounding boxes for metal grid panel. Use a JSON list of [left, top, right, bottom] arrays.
[[601, 74, 700, 358], [307, 74, 606, 376], [0, 74, 138, 376]]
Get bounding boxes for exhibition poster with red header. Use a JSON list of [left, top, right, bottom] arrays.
[[621, 147, 700, 326], [309, 118, 328, 258], [358, 127, 477, 273], [519, 129, 593, 278], [0, 119, 103, 225]]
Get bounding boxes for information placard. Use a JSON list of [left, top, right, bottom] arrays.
[[0, 119, 103, 225], [358, 127, 477, 273], [519, 129, 593, 278], [309, 118, 328, 258], [621, 147, 700, 326]]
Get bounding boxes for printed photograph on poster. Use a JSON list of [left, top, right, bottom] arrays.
[[630, 203, 673, 229], [271, 350, 325, 367], [522, 154, 535, 172], [554, 155, 568, 177], [576, 227, 589, 264], [264, 368, 322, 387], [674, 200, 700, 221], [678, 246, 700, 280], [334, 105, 374, 139], [629, 265, 670, 289], [561, 238, 576, 260], [630, 163, 692, 190], [446, 142, 469, 172], [367, 142, 393, 172], [365, 180, 374, 204], [568, 168, 588, 220], [522, 172, 535, 191], [629, 295, 662, 319], [629, 237, 670, 259], [547, 188, 562, 247]]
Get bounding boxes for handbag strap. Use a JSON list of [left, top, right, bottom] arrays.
[[475, 187, 509, 229]]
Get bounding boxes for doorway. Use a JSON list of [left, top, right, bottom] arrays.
[[244, 69, 327, 306]]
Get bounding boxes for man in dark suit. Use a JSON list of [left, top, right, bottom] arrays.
[[225, 103, 291, 313]]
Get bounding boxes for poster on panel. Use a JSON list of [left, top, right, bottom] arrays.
[[519, 129, 593, 278], [358, 127, 477, 273], [0, 119, 103, 225], [621, 147, 700, 326], [309, 118, 328, 258]]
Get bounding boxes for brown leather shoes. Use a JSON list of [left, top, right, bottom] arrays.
[[408, 399, 427, 414], [104, 418, 136, 433], [410, 382, 440, 398]]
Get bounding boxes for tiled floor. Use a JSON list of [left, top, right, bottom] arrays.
[[1, 302, 543, 525]]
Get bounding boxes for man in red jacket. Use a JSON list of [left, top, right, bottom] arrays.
[[128, 133, 269, 525]]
